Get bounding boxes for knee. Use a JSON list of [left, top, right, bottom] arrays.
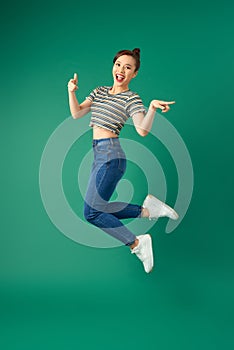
[[84, 202, 97, 223], [84, 202, 91, 222]]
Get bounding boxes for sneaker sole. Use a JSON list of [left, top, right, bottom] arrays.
[[144, 234, 154, 273]]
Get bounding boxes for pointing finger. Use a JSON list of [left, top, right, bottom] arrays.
[[167, 101, 175, 105], [162, 101, 175, 105], [74, 73, 78, 83], [159, 101, 175, 105]]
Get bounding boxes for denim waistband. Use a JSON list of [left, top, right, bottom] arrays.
[[92, 137, 120, 147]]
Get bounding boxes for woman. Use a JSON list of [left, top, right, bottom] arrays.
[[67, 48, 178, 273]]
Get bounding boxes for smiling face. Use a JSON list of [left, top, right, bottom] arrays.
[[112, 55, 138, 89]]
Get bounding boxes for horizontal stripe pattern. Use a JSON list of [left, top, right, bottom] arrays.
[[86, 86, 146, 135]]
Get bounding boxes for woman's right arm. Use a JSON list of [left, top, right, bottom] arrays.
[[68, 73, 92, 119]]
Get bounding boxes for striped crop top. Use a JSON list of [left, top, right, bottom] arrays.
[[86, 86, 146, 135]]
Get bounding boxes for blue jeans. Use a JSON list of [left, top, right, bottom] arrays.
[[84, 138, 142, 246]]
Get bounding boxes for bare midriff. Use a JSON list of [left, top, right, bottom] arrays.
[[93, 125, 119, 140]]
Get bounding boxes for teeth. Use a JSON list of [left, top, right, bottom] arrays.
[[116, 75, 124, 80]]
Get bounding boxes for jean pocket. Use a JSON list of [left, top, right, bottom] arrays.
[[95, 143, 109, 153]]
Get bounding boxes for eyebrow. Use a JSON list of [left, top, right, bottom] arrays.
[[116, 60, 132, 67]]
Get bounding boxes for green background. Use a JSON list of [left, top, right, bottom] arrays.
[[1, 0, 234, 349]]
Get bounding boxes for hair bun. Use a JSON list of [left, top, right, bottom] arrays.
[[132, 48, 140, 57]]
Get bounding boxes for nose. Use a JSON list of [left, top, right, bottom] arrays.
[[120, 65, 125, 73]]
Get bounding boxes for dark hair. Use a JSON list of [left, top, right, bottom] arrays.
[[113, 48, 141, 72]]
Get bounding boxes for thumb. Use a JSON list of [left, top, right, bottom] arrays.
[[74, 73, 78, 84]]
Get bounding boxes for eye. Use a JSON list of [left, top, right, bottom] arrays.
[[116, 63, 120, 66], [126, 66, 131, 70]]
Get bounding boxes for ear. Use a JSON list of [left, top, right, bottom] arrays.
[[133, 70, 138, 78]]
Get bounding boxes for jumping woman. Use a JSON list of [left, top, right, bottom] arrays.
[[67, 48, 178, 273]]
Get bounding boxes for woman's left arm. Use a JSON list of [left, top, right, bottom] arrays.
[[132, 100, 175, 137]]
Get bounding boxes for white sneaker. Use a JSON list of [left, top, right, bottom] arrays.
[[131, 234, 154, 273], [142, 194, 179, 220]]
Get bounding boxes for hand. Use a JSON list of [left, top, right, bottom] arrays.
[[68, 73, 78, 92], [149, 100, 175, 113]]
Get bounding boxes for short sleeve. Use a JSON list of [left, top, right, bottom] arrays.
[[86, 87, 99, 102], [126, 94, 147, 118]]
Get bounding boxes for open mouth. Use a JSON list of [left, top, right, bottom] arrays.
[[116, 74, 125, 83]]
